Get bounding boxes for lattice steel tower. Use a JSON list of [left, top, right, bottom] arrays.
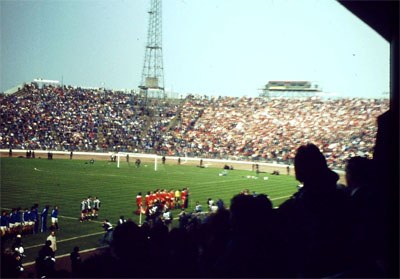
[[139, 0, 165, 99]]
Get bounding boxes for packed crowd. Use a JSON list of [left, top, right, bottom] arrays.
[[163, 96, 388, 169], [0, 83, 178, 153], [0, 83, 389, 169]]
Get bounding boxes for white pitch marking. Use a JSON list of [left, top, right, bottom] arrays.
[[270, 194, 293, 201], [195, 178, 245, 185], [58, 214, 103, 224], [23, 246, 108, 267], [24, 231, 105, 250]]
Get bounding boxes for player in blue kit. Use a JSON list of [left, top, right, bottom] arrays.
[[40, 205, 49, 233], [31, 204, 39, 234], [0, 210, 10, 237], [51, 206, 59, 230]]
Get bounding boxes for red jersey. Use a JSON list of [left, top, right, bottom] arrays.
[[151, 193, 157, 203], [145, 194, 150, 207], [136, 195, 142, 207], [181, 190, 187, 201], [161, 191, 168, 202]]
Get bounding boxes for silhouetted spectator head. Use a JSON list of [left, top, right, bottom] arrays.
[[255, 194, 273, 213], [294, 143, 329, 183], [230, 193, 273, 232], [345, 156, 373, 189], [111, 220, 147, 261]]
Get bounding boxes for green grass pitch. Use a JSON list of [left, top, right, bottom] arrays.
[[1, 157, 298, 263]]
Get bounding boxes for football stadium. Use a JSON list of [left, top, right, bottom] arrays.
[[0, 83, 394, 277], [1, 1, 398, 278]]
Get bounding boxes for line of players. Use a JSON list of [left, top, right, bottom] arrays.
[[135, 188, 189, 214], [1, 205, 59, 238], [135, 188, 189, 222], [79, 196, 101, 222]]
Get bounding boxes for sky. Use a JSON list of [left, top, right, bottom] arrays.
[[0, 0, 390, 98]]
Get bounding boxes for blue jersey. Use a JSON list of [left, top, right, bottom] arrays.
[[41, 208, 49, 219], [31, 208, 39, 221], [28, 211, 35, 222], [15, 211, 22, 222], [51, 209, 58, 218], [0, 215, 9, 227], [9, 212, 19, 224], [23, 211, 30, 222]]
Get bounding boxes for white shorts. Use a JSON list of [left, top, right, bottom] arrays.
[[51, 217, 58, 223], [9, 222, 21, 228], [210, 205, 218, 213]]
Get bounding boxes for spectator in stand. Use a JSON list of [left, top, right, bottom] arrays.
[[213, 194, 276, 277], [1, 248, 24, 277], [343, 156, 385, 277], [70, 246, 82, 277], [277, 143, 351, 277], [35, 240, 55, 278], [12, 234, 26, 260]]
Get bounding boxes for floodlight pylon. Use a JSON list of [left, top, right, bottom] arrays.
[[139, 0, 165, 100]]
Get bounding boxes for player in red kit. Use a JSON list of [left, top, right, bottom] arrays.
[[181, 188, 187, 210], [135, 192, 143, 215], [161, 189, 168, 204], [169, 189, 175, 209], [151, 191, 157, 205], [145, 191, 151, 208]]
